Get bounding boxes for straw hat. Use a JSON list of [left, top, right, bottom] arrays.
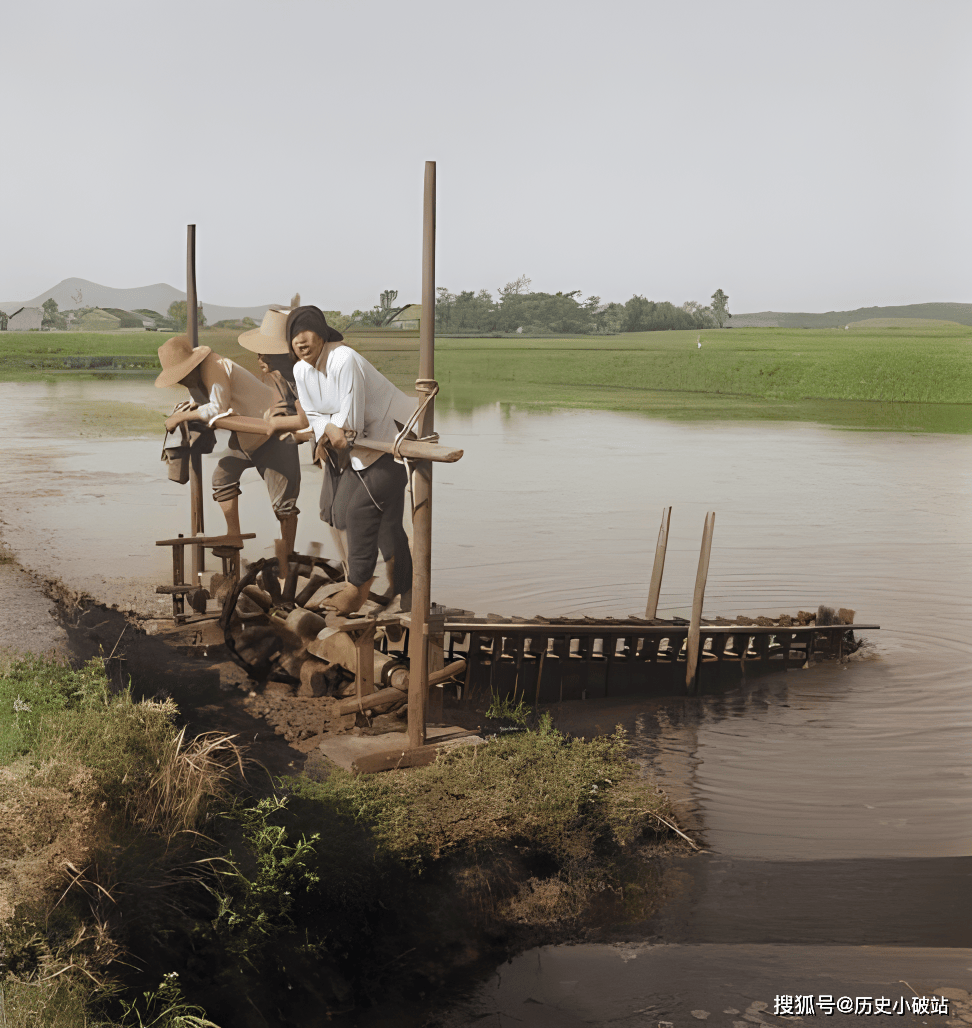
[[238, 306, 294, 355], [155, 335, 212, 388]]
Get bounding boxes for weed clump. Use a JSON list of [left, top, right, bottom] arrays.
[[0, 654, 242, 1027], [0, 656, 681, 1027], [184, 716, 676, 1021]]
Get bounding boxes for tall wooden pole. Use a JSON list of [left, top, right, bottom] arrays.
[[644, 505, 671, 620], [187, 224, 205, 577], [407, 162, 436, 750], [686, 511, 715, 694]]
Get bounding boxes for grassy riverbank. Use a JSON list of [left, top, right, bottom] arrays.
[[5, 324, 970, 402], [3, 324, 969, 432], [0, 653, 678, 1027]]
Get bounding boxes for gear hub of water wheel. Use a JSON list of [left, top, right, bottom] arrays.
[[219, 552, 407, 689]]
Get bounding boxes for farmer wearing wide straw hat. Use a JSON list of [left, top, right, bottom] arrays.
[[156, 318, 301, 556], [238, 305, 302, 435], [265, 305, 417, 614]]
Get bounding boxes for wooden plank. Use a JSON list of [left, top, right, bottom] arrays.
[[207, 413, 272, 437], [439, 620, 879, 635], [353, 732, 483, 774], [335, 685, 406, 717], [645, 506, 672, 620], [156, 533, 256, 547], [353, 437, 463, 464]]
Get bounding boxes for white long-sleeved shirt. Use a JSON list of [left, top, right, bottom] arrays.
[[192, 355, 276, 454], [293, 345, 418, 471]]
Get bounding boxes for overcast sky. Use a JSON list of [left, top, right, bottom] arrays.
[[3, 0, 969, 314]]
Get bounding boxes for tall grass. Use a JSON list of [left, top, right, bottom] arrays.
[[0, 655, 243, 1027], [1, 654, 682, 1024]]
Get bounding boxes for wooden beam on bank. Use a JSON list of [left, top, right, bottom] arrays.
[[186, 224, 205, 578], [353, 729, 484, 774], [686, 511, 716, 694], [645, 505, 672, 620], [407, 161, 437, 750]]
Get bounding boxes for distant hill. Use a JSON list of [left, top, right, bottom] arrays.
[[0, 278, 274, 325], [731, 302, 972, 328]]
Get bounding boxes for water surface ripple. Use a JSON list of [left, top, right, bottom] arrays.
[[0, 383, 969, 862]]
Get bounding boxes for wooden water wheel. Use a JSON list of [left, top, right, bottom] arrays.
[[219, 551, 410, 692]]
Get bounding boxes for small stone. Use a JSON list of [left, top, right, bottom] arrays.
[[724, 1010, 740, 1016], [691, 1011, 710, 1020], [935, 990, 971, 1003]]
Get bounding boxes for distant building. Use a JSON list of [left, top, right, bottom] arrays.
[[6, 307, 43, 331], [387, 304, 421, 330]]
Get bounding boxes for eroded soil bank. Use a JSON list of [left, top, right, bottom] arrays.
[[0, 551, 696, 1026]]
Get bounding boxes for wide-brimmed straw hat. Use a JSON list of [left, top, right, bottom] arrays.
[[155, 335, 212, 388], [238, 306, 295, 355]]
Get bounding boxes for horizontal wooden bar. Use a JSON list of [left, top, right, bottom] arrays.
[[353, 437, 463, 463], [209, 414, 274, 436], [441, 621, 878, 635], [156, 533, 256, 547]]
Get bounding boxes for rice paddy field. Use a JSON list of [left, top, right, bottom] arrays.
[[433, 324, 972, 404], [2, 323, 970, 433]]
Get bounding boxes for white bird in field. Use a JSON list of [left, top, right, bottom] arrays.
[[697, 335, 702, 349]]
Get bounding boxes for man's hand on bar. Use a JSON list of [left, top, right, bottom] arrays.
[[164, 403, 200, 433], [324, 422, 351, 451]]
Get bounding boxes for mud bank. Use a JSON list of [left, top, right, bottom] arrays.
[[0, 547, 695, 1026]]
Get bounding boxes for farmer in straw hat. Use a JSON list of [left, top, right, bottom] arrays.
[[238, 304, 302, 439], [156, 311, 301, 556], [265, 305, 416, 615]]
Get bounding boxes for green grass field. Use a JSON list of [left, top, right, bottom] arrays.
[[3, 324, 970, 432], [433, 324, 972, 404]]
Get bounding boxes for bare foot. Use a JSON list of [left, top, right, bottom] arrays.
[[211, 533, 245, 548], [327, 582, 370, 615]]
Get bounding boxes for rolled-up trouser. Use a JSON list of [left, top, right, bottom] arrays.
[[212, 433, 301, 520], [321, 453, 411, 591]]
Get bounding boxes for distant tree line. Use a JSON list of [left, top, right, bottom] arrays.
[[434, 278, 730, 335]]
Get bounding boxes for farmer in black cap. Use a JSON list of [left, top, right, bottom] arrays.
[[266, 305, 416, 614]]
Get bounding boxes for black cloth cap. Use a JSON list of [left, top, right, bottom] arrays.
[[287, 305, 344, 346]]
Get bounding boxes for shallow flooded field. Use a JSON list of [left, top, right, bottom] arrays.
[[0, 376, 968, 1021]]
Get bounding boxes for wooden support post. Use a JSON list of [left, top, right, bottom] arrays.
[[186, 224, 205, 579], [428, 627, 445, 722], [407, 161, 436, 750], [171, 535, 186, 621], [354, 623, 377, 701], [645, 506, 671, 620], [686, 511, 716, 694]]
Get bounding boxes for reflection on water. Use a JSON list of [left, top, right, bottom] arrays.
[[440, 942, 972, 1028], [0, 380, 970, 864], [438, 378, 972, 434]]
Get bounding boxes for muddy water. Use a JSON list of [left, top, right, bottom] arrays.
[[0, 378, 969, 1018]]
